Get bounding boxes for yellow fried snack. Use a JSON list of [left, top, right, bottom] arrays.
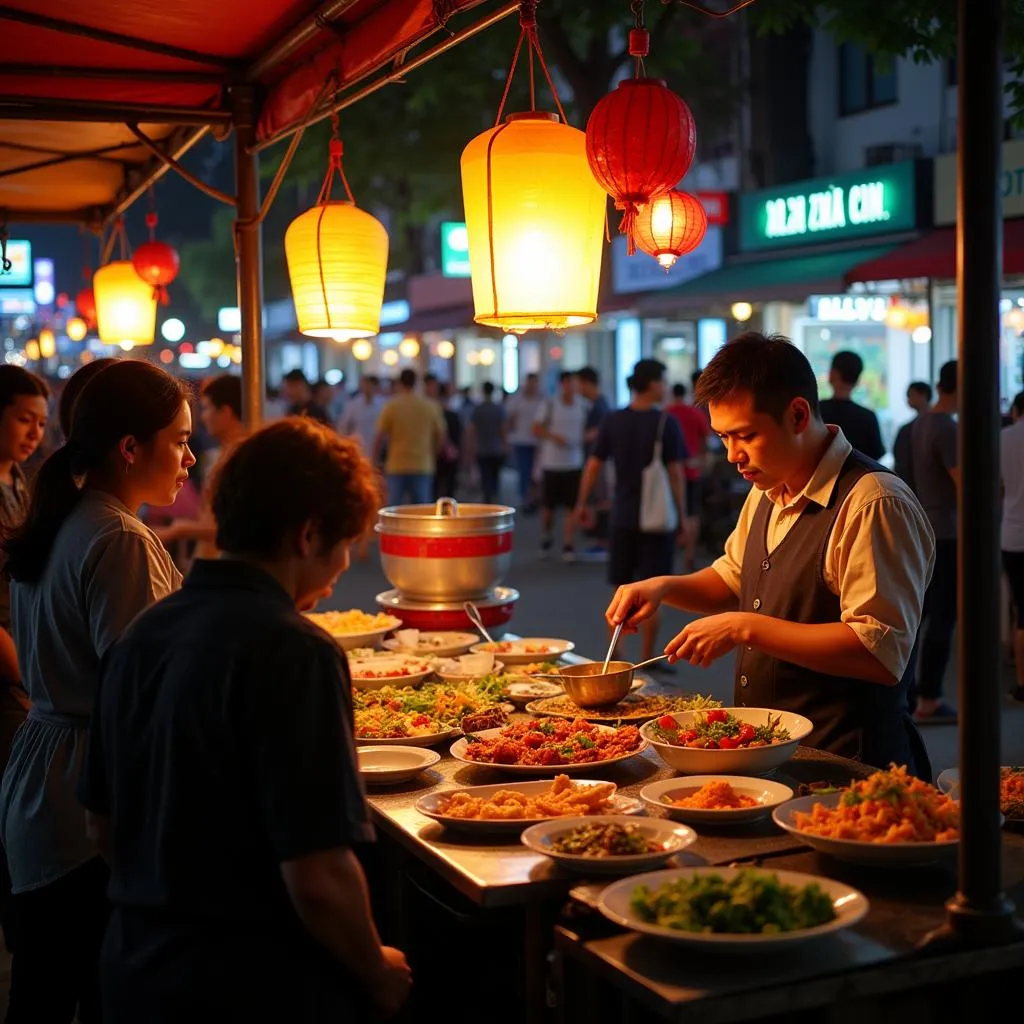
[[306, 610, 396, 635], [435, 774, 616, 820]]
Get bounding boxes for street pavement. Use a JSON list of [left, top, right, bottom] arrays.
[[326, 472, 1024, 778]]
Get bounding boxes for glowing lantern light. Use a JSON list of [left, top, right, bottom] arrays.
[[634, 190, 707, 269], [436, 340, 455, 359], [159, 348, 174, 364], [381, 349, 399, 367], [285, 119, 388, 342], [731, 301, 754, 323], [206, 337, 225, 358], [38, 329, 56, 358], [75, 288, 96, 326], [93, 261, 157, 347], [230, 345, 242, 365], [399, 336, 421, 359], [352, 339, 373, 361], [585, 27, 697, 253], [132, 242, 179, 304], [25, 339, 40, 362], [479, 348, 496, 366], [461, 5, 605, 334], [466, 350, 481, 366], [66, 317, 88, 342]]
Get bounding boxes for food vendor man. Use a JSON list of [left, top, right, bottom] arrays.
[[608, 333, 935, 778]]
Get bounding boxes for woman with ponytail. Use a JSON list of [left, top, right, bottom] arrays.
[[1, 360, 194, 1024]]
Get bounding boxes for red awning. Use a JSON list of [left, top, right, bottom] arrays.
[[846, 220, 1024, 282]]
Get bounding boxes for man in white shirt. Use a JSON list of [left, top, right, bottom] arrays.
[[505, 373, 545, 513], [338, 375, 384, 453], [1000, 391, 1024, 702], [533, 371, 589, 562]]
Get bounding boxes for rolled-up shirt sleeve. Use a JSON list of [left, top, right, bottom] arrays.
[[828, 483, 936, 681]]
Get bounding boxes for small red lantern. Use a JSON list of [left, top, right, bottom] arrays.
[[585, 27, 697, 253], [75, 287, 96, 326], [132, 210, 180, 304], [634, 190, 708, 270]]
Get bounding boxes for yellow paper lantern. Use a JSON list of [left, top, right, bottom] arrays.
[[66, 317, 88, 342], [25, 339, 40, 362], [461, 112, 605, 333], [285, 133, 389, 342], [352, 339, 373, 361], [38, 329, 56, 359], [93, 261, 157, 347], [399, 336, 421, 359]]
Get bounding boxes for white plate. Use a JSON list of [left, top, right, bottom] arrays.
[[449, 723, 648, 775], [469, 638, 575, 665], [773, 792, 959, 866], [640, 776, 795, 824], [599, 866, 869, 952], [348, 654, 433, 690], [355, 728, 462, 748], [522, 815, 697, 874], [381, 631, 480, 658], [937, 767, 1024, 823], [357, 745, 441, 785], [306, 613, 403, 651], [639, 708, 813, 776], [504, 680, 564, 705], [431, 659, 506, 683], [415, 779, 642, 834]]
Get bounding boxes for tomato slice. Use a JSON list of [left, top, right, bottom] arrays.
[[737, 724, 756, 744], [718, 736, 739, 749], [656, 715, 678, 730], [706, 709, 728, 724]]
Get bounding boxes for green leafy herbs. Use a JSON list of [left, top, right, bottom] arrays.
[[629, 869, 836, 935]]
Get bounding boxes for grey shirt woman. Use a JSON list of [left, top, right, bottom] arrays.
[[0, 491, 180, 893]]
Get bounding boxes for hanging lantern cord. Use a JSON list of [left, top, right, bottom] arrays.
[[146, 189, 158, 243], [494, 0, 567, 126], [317, 112, 357, 206], [0, 217, 9, 275], [629, 1, 650, 78]]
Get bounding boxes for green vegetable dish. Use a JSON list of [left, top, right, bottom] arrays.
[[629, 869, 836, 935], [550, 823, 662, 858]]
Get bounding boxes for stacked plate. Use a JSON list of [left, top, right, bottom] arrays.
[[375, 585, 520, 631]]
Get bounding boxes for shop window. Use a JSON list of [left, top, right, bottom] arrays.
[[839, 43, 898, 116]]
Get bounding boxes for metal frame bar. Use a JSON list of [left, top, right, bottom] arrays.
[[0, 6, 236, 68], [0, 94, 231, 125], [0, 140, 147, 178], [247, 0, 364, 82], [125, 123, 236, 205], [0, 63, 226, 84], [252, 0, 519, 152]]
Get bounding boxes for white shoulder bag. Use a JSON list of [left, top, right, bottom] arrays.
[[639, 413, 679, 534]]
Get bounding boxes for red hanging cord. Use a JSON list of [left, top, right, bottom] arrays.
[[494, 0, 568, 125], [317, 112, 357, 205]]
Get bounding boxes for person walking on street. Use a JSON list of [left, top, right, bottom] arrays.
[[576, 359, 686, 669], [281, 370, 332, 426], [1000, 392, 1024, 703], [467, 382, 508, 504], [533, 371, 588, 562], [607, 332, 934, 778], [373, 368, 445, 506], [506, 373, 544, 513], [818, 351, 885, 460], [909, 360, 959, 724], [892, 381, 933, 488], [338, 375, 383, 453], [667, 381, 711, 571]]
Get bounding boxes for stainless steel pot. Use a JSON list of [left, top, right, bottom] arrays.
[[376, 497, 515, 601]]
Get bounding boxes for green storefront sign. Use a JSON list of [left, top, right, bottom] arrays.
[[739, 161, 918, 253], [440, 221, 471, 277]]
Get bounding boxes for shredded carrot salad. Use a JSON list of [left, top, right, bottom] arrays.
[[792, 765, 960, 844], [666, 780, 758, 810]]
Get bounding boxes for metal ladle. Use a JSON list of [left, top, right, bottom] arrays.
[[463, 601, 496, 646], [602, 621, 624, 673]]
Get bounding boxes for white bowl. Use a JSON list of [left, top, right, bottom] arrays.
[[348, 654, 433, 690], [773, 792, 960, 867], [640, 776, 795, 825], [432, 659, 505, 683], [469, 638, 575, 666], [639, 708, 812, 776], [521, 815, 696, 874], [357, 745, 441, 785], [306, 613, 403, 651], [598, 866, 869, 952], [503, 680, 564, 705], [382, 631, 480, 658]]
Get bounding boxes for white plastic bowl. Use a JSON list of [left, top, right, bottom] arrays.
[[357, 745, 441, 785], [639, 708, 812, 776]]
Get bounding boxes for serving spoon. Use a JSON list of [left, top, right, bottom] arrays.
[[602, 621, 624, 673], [463, 601, 497, 646]]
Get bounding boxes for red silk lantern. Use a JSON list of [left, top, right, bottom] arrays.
[[132, 240, 180, 305], [586, 78, 696, 253], [634, 190, 708, 270], [75, 287, 96, 326]]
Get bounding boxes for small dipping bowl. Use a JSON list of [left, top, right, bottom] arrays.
[[558, 661, 634, 708]]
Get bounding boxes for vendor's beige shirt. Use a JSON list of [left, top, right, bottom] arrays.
[[711, 428, 935, 681]]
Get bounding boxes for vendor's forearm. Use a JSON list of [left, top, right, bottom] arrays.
[[739, 615, 897, 686], [661, 568, 739, 615]]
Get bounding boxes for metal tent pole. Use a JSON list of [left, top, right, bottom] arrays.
[[924, 0, 1020, 950], [232, 85, 266, 430]]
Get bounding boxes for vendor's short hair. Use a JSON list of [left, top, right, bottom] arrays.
[[212, 419, 382, 556], [201, 375, 242, 420], [694, 331, 819, 422]]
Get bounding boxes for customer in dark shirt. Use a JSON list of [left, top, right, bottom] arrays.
[[818, 350, 885, 459], [281, 368, 332, 425], [892, 380, 933, 488], [81, 419, 411, 1023]]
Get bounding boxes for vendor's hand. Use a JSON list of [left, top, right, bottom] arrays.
[[665, 612, 749, 668], [574, 504, 595, 529], [606, 578, 668, 632], [368, 946, 412, 1018]]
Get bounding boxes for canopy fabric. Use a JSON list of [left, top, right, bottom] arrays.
[[0, 0, 505, 225], [645, 244, 899, 307], [846, 221, 1024, 282]]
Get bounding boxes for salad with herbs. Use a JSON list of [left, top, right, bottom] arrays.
[[630, 869, 836, 934], [647, 709, 790, 750], [353, 679, 507, 739]]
